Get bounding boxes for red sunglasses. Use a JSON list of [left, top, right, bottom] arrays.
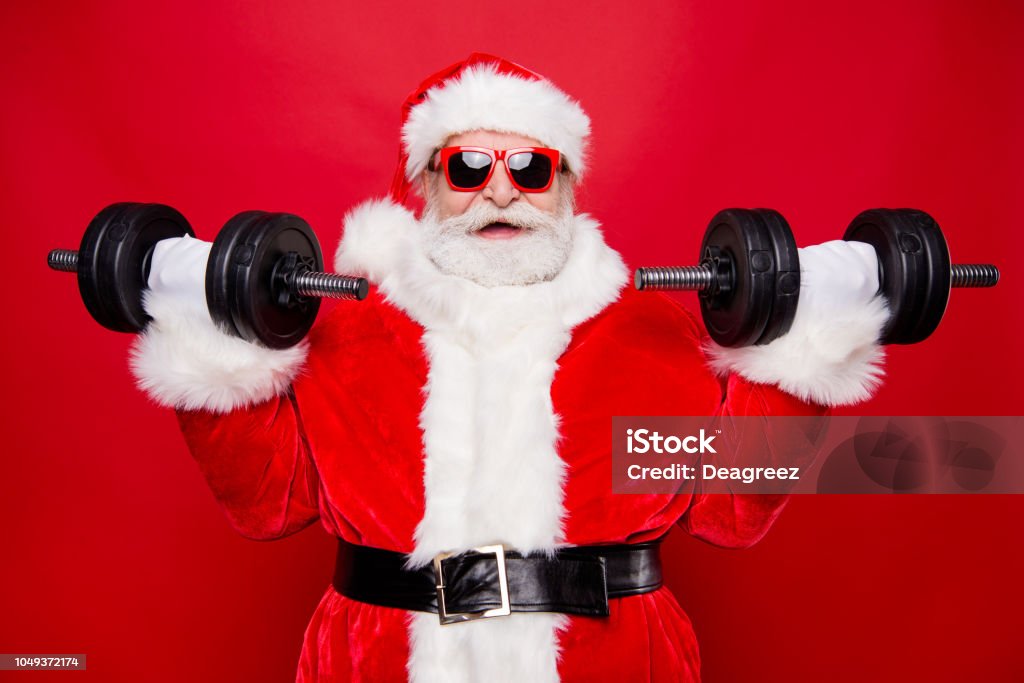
[[430, 146, 561, 193]]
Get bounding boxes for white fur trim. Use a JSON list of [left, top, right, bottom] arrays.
[[403, 63, 591, 182], [335, 198, 419, 284], [703, 294, 891, 407], [408, 612, 568, 683], [129, 289, 308, 414], [336, 198, 627, 683]]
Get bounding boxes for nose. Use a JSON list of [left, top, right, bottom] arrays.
[[481, 160, 520, 207]]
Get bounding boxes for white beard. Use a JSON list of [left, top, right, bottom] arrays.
[[419, 192, 575, 288]]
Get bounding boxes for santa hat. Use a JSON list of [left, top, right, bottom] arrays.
[[389, 52, 592, 203]]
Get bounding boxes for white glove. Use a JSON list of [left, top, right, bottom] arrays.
[[146, 235, 213, 319], [705, 239, 890, 408], [796, 240, 883, 319]]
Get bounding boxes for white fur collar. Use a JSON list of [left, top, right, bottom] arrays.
[[335, 198, 628, 337], [336, 198, 626, 683]]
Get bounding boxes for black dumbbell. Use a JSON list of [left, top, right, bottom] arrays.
[[49, 203, 369, 348], [205, 210, 369, 349], [634, 209, 801, 347], [635, 207, 1000, 348], [843, 209, 999, 345], [48, 203, 196, 332]]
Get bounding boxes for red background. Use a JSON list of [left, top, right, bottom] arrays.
[[2, 1, 1022, 680]]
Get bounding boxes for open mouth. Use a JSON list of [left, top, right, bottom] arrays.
[[476, 222, 522, 239]]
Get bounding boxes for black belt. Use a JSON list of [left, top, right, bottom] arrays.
[[332, 537, 664, 624]]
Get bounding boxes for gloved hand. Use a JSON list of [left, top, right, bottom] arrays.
[[796, 240, 884, 320], [146, 235, 213, 319], [705, 238, 891, 408], [133, 234, 308, 414]]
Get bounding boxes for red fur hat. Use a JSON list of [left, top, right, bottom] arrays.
[[389, 52, 591, 203]]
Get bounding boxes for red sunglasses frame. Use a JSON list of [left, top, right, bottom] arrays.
[[432, 146, 562, 193]]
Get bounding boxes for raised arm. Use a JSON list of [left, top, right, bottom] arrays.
[[129, 236, 319, 541], [676, 374, 830, 548], [679, 240, 891, 547]]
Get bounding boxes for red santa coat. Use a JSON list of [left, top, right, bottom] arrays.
[[131, 199, 888, 682]]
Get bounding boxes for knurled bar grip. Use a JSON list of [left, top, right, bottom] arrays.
[[635, 262, 999, 290], [950, 264, 999, 288], [47, 249, 78, 272], [294, 271, 366, 300], [49, 248, 367, 301], [634, 265, 715, 291]]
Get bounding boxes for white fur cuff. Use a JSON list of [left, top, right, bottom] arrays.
[[704, 294, 891, 407], [129, 289, 308, 414]]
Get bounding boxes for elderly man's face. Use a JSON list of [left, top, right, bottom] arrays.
[[424, 130, 563, 223], [418, 129, 577, 288]]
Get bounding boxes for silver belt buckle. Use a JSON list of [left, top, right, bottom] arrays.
[[432, 544, 511, 625]]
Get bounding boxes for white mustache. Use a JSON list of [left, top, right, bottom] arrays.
[[432, 200, 560, 235]]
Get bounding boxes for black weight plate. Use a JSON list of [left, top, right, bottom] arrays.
[[699, 209, 775, 347], [904, 210, 952, 344], [753, 209, 800, 345], [206, 211, 267, 340], [843, 209, 951, 345], [207, 212, 323, 349], [77, 202, 194, 333]]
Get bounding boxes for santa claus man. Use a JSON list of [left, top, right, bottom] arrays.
[[130, 53, 889, 682]]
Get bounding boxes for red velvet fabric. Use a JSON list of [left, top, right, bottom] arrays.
[[176, 285, 827, 682]]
